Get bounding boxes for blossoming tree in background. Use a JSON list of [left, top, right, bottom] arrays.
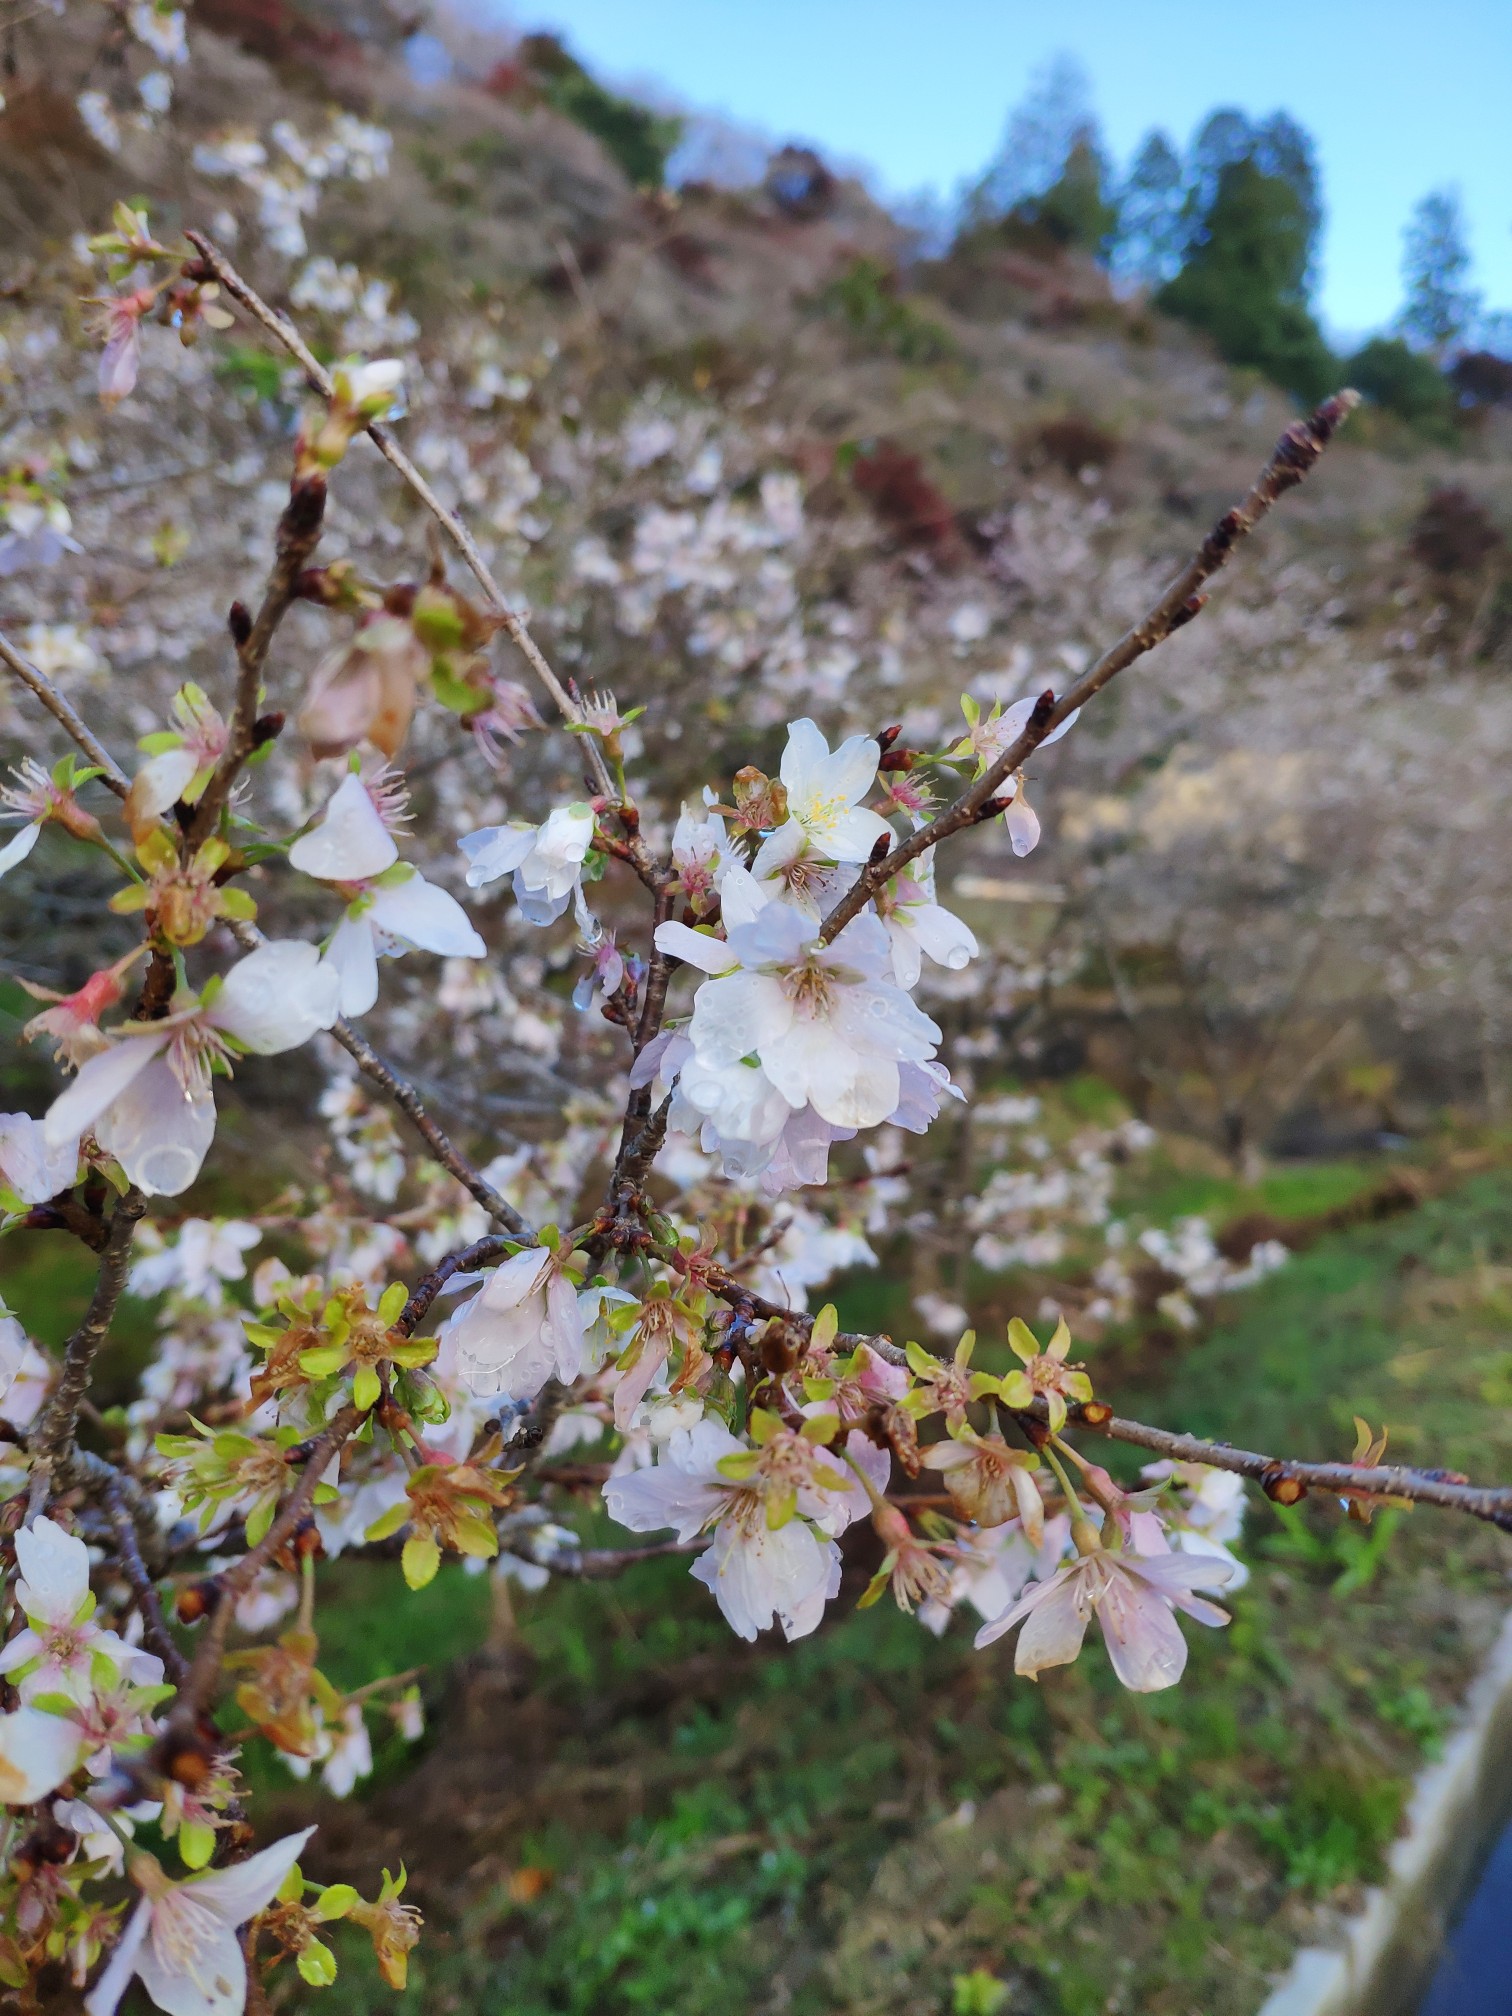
[[0, 15, 1510, 2013]]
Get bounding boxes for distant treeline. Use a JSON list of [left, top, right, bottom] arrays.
[[954, 56, 1508, 425]]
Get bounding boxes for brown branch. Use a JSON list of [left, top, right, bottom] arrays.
[[31, 1186, 146, 1490], [0, 629, 130, 797], [393, 1231, 514, 1336], [187, 476, 326, 845], [1047, 1399, 1512, 1530], [819, 390, 1360, 942], [327, 1017, 531, 1235], [100, 1468, 189, 1684], [650, 1244, 1512, 1533], [182, 231, 619, 805]]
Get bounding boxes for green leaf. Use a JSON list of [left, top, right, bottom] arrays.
[[298, 1344, 348, 1378], [377, 1282, 408, 1326], [402, 1534, 441, 1590], [179, 1819, 216, 1870], [296, 1938, 338, 1987], [364, 1501, 411, 1543], [352, 1363, 382, 1413], [312, 1884, 358, 1923]]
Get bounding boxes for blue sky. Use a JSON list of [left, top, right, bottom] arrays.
[[502, 0, 1512, 343]]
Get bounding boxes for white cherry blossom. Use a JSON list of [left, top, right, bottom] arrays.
[[974, 1544, 1233, 1692], [444, 1244, 585, 1399], [459, 803, 595, 925], [42, 942, 340, 1195], [0, 1111, 80, 1205], [771, 718, 893, 863], [0, 1518, 163, 1705], [291, 774, 484, 1014], [83, 1826, 315, 2016], [657, 901, 940, 1130]]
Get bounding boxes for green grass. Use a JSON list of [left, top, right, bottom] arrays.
[[287, 1169, 1512, 2016]]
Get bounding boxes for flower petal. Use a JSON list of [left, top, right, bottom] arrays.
[[44, 1035, 166, 1149], [289, 773, 398, 881]]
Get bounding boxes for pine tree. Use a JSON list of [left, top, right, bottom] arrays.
[[1114, 130, 1186, 287], [1159, 153, 1336, 403], [1399, 189, 1481, 359]]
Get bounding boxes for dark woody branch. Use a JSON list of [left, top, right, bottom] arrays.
[[819, 390, 1361, 943]]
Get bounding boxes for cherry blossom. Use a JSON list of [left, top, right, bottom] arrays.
[[0, 1707, 86, 1807], [0, 1111, 80, 1205], [0, 1518, 164, 1704], [291, 774, 484, 1014], [83, 1826, 315, 2016], [769, 718, 894, 864], [42, 941, 341, 1195], [459, 804, 595, 924], [656, 902, 940, 1131], [974, 1543, 1234, 1691], [443, 1243, 586, 1399], [604, 1414, 887, 1641]]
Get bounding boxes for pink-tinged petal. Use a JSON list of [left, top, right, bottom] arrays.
[[653, 920, 738, 975], [612, 1333, 670, 1431], [95, 1056, 216, 1197], [187, 1825, 316, 1927], [1096, 1564, 1191, 1692], [83, 1895, 152, 2016], [1005, 796, 1041, 857], [288, 773, 397, 881], [98, 324, 141, 407], [44, 1034, 166, 1149], [854, 1343, 910, 1399], [973, 1562, 1075, 1649], [0, 1628, 43, 1675], [1121, 1551, 1237, 1597], [1011, 1564, 1096, 1677]]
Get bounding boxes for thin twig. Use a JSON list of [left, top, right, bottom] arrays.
[[182, 231, 618, 804], [101, 1469, 189, 1683], [393, 1231, 514, 1336], [327, 1018, 531, 1235], [1056, 1399, 1512, 1531], [188, 475, 326, 844], [819, 390, 1361, 942], [0, 630, 130, 797]]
